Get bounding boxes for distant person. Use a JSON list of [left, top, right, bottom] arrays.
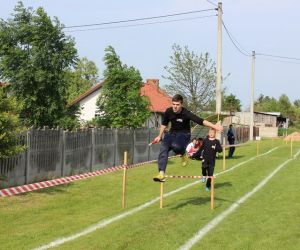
[[190, 138, 204, 160], [152, 94, 223, 182], [186, 138, 198, 157], [227, 124, 235, 158], [199, 128, 222, 191]]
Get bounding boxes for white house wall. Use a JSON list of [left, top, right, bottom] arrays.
[[78, 89, 101, 122]]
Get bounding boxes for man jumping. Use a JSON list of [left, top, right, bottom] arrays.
[[152, 94, 223, 182]]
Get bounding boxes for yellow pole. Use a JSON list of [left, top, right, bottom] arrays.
[[223, 137, 226, 171], [286, 132, 288, 145], [122, 151, 128, 209], [210, 177, 215, 210], [256, 140, 259, 156], [160, 182, 164, 209]]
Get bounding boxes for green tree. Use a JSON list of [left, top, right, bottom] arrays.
[[294, 99, 300, 108], [67, 57, 99, 102], [223, 94, 241, 112], [163, 44, 216, 114], [0, 87, 24, 159], [0, 2, 78, 128], [254, 94, 278, 112], [95, 46, 150, 128]]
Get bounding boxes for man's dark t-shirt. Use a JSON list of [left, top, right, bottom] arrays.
[[162, 107, 204, 133]]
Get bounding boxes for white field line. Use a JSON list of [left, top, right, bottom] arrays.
[[178, 148, 300, 250], [32, 147, 279, 250]]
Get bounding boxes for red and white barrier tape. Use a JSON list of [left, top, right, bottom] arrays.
[[0, 156, 178, 198]]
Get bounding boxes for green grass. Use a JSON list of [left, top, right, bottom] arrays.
[[0, 139, 299, 250]]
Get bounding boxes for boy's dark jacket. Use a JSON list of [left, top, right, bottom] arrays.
[[193, 137, 222, 164]]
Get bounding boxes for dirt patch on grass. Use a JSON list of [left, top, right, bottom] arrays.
[[284, 132, 300, 141]]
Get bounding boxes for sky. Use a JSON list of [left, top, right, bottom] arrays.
[[1, 0, 300, 110]]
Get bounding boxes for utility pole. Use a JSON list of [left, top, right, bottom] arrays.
[[216, 2, 223, 117], [250, 51, 256, 141]]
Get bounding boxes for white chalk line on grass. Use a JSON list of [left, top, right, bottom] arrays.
[[178, 148, 300, 250], [32, 147, 279, 250]]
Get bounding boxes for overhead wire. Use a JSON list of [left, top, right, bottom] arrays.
[[63, 8, 215, 29], [256, 53, 300, 61], [65, 14, 217, 33], [222, 20, 251, 57], [206, 0, 218, 8], [256, 57, 300, 65]]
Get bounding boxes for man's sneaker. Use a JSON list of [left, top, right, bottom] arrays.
[[205, 187, 210, 192], [153, 174, 166, 182], [201, 177, 206, 183], [181, 154, 189, 167]]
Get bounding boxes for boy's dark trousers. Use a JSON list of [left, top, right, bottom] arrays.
[[158, 132, 190, 172], [202, 161, 215, 188]]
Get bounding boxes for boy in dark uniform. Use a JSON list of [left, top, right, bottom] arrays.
[[199, 128, 222, 191], [152, 94, 223, 182]]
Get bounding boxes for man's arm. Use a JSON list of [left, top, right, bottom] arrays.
[[203, 120, 223, 132], [153, 125, 167, 143], [186, 110, 223, 132]]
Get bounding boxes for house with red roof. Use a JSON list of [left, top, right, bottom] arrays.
[[69, 79, 172, 127]]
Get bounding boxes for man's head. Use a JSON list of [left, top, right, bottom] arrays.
[[208, 128, 216, 139], [172, 94, 183, 113], [229, 124, 233, 129]]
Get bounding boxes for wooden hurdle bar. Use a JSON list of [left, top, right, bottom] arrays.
[[160, 175, 215, 210]]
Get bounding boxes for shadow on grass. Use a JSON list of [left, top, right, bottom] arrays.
[[215, 181, 232, 189], [168, 195, 230, 210], [167, 182, 233, 210]]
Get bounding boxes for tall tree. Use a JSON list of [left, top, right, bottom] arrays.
[[67, 57, 99, 102], [95, 46, 150, 128], [294, 99, 300, 108], [0, 2, 78, 128], [0, 87, 24, 159], [223, 94, 241, 112], [96, 46, 150, 128], [254, 94, 278, 112], [163, 44, 216, 114]]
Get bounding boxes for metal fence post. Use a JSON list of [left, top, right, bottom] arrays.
[[132, 128, 135, 165], [25, 130, 30, 184], [61, 130, 66, 177], [114, 128, 117, 166], [148, 128, 151, 161], [90, 128, 95, 171]]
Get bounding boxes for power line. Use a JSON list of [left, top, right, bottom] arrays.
[[256, 53, 300, 61], [222, 20, 300, 61], [206, 0, 218, 7], [65, 14, 217, 33], [256, 57, 300, 65], [222, 20, 251, 57], [63, 8, 216, 29]]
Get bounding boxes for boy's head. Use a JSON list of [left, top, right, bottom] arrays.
[[191, 138, 197, 144], [208, 128, 216, 139]]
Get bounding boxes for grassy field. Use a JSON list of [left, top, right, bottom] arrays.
[[0, 139, 299, 250]]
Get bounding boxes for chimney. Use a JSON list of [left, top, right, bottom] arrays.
[[146, 79, 159, 87]]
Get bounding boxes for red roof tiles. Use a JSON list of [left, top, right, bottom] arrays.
[[141, 79, 172, 113]]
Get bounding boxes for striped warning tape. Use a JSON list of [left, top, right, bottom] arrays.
[[0, 156, 179, 198], [165, 175, 214, 179], [0, 166, 122, 198]]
